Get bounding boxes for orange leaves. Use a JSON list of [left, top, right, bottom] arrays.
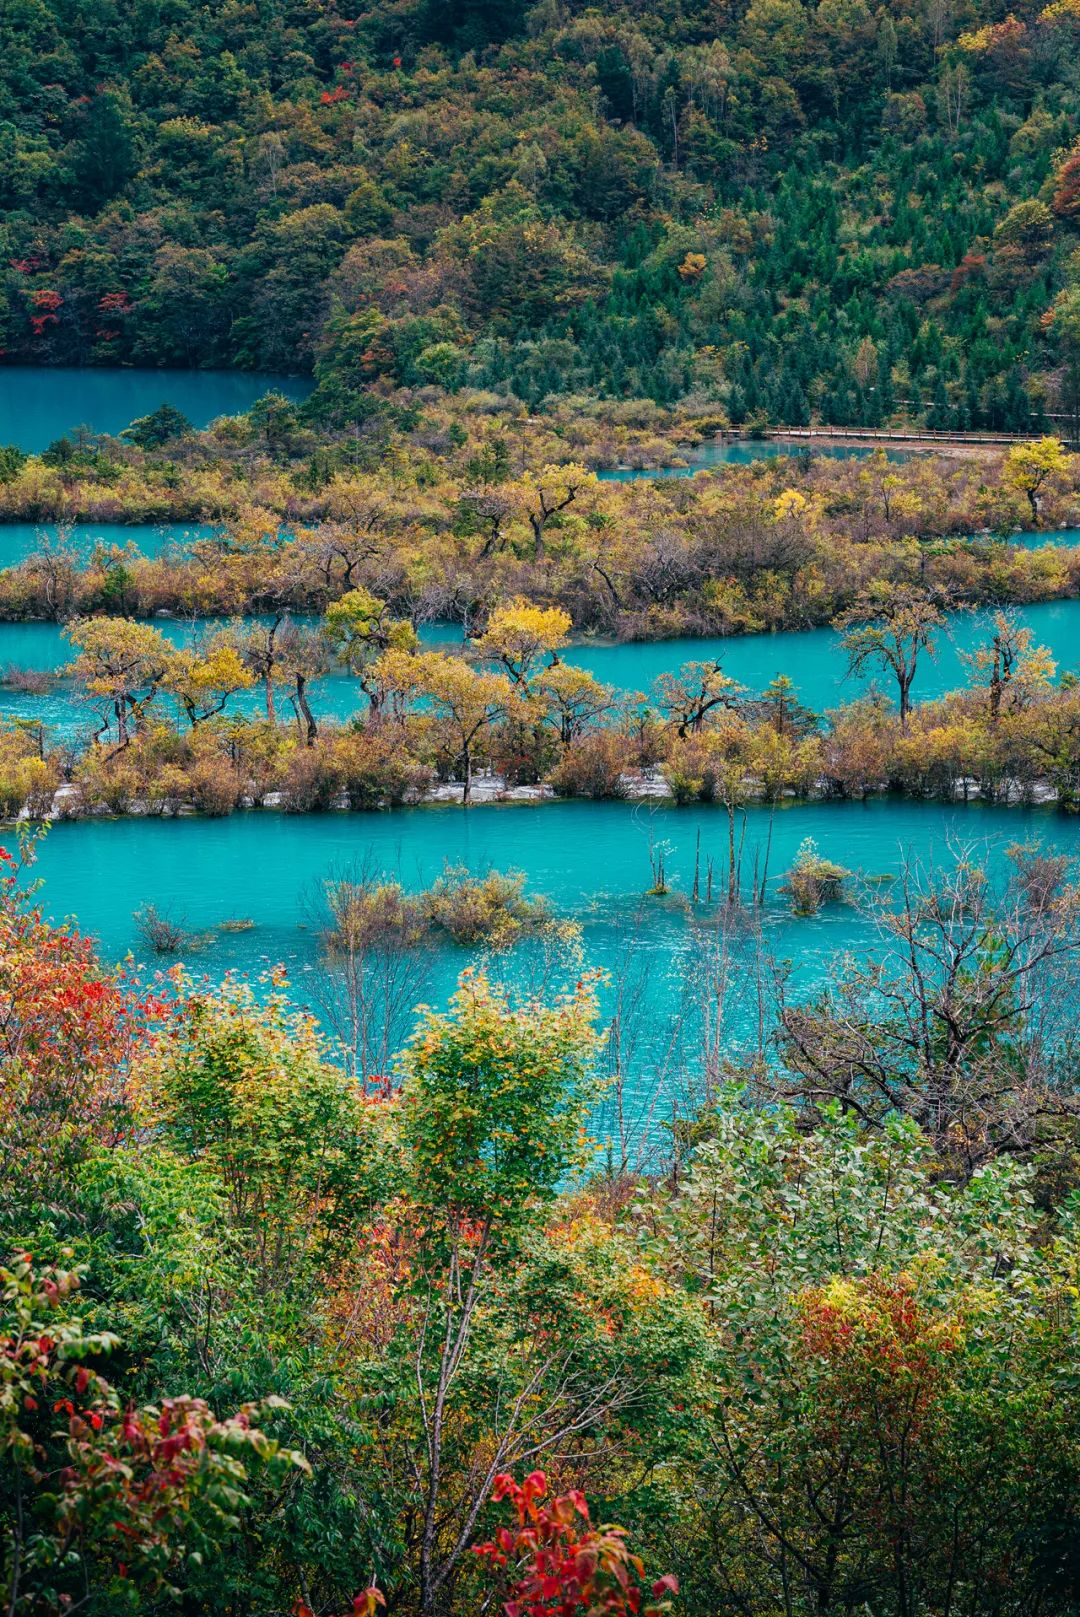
[[1051, 147, 1080, 220], [0, 891, 147, 1183], [676, 253, 706, 280]]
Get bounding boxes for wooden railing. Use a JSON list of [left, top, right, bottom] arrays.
[[765, 426, 1047, 447]]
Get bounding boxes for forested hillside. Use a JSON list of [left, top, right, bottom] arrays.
[[3, 0, 1080, 429]]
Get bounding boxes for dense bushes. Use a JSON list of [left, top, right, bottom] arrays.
[[6, 869, 1080, 1613], [0, 439, 1079, 642]]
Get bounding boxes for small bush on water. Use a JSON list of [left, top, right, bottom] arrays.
[[323, 877, 427, 955], [422, 864, 549, 948], [0, 665, 56, 696], [134, 902, 196, 953], [780, 836, 851, 914]]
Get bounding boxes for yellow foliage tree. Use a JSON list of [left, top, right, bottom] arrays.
[[1002, 437, 1071, 522], [474, 597, 571, 690]]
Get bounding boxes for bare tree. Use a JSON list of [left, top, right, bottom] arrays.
[[296, 515, 387, 597], [773, 842, 1080, 1176], [23, 526, 81, 621], [835, 584, 947, 732]]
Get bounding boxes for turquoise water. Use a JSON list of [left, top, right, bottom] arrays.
[[3, 599, 1080, 739], [0, 523, 219, 565], [32, 797, 1067, 976], [25, 798, 1078, 1123], [0, 614, 248, 673], [566, 598, 1080, 707], [0, 523, 1071, 580], [0, 368, 312, 452], [597, 442, 908, 480], [988, 528, 1080, 549]]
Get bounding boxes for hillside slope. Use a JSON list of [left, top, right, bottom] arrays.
[[2, 0, 1080, 430]]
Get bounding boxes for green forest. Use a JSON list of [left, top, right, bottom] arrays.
[[3, 0, 1080, 427]]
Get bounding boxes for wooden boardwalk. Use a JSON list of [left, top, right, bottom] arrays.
[[766, 426, 1047, 448]]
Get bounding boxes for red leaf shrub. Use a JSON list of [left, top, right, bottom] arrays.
[[473, 1471, 677, 1617]]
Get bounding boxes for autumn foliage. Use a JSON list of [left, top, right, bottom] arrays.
[[0, 1253, 306, 1614], [473, 1472, 677, 1617], [0, 841, 152, 1207]]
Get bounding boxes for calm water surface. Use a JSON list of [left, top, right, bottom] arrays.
[[33, 796, 1066, 969], [992, 528, 1080, 548], [598, 442, 909, 479], [27, 798, 1079, 1119], [0, 367, 312, 452]]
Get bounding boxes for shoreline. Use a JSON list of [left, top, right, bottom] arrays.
[[12, 769, 1063, 825], [765, 431, 1011, 464]]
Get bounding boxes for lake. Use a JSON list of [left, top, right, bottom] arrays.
[[990, 528, 1080, 548], [0, 367, 312, 453], [0, 521, 1072, 579], [2, 597, 1078, 739], [0, 522, 220, 566], [3, 366, 1078, 1117], [25, 796, 1075, 1134]]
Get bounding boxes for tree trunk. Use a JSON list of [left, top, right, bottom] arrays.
[[264, 615, 282, 723], [899, 673, 912, 733], [295, 672, 318, 745], [989, 646, 1002, 721]]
